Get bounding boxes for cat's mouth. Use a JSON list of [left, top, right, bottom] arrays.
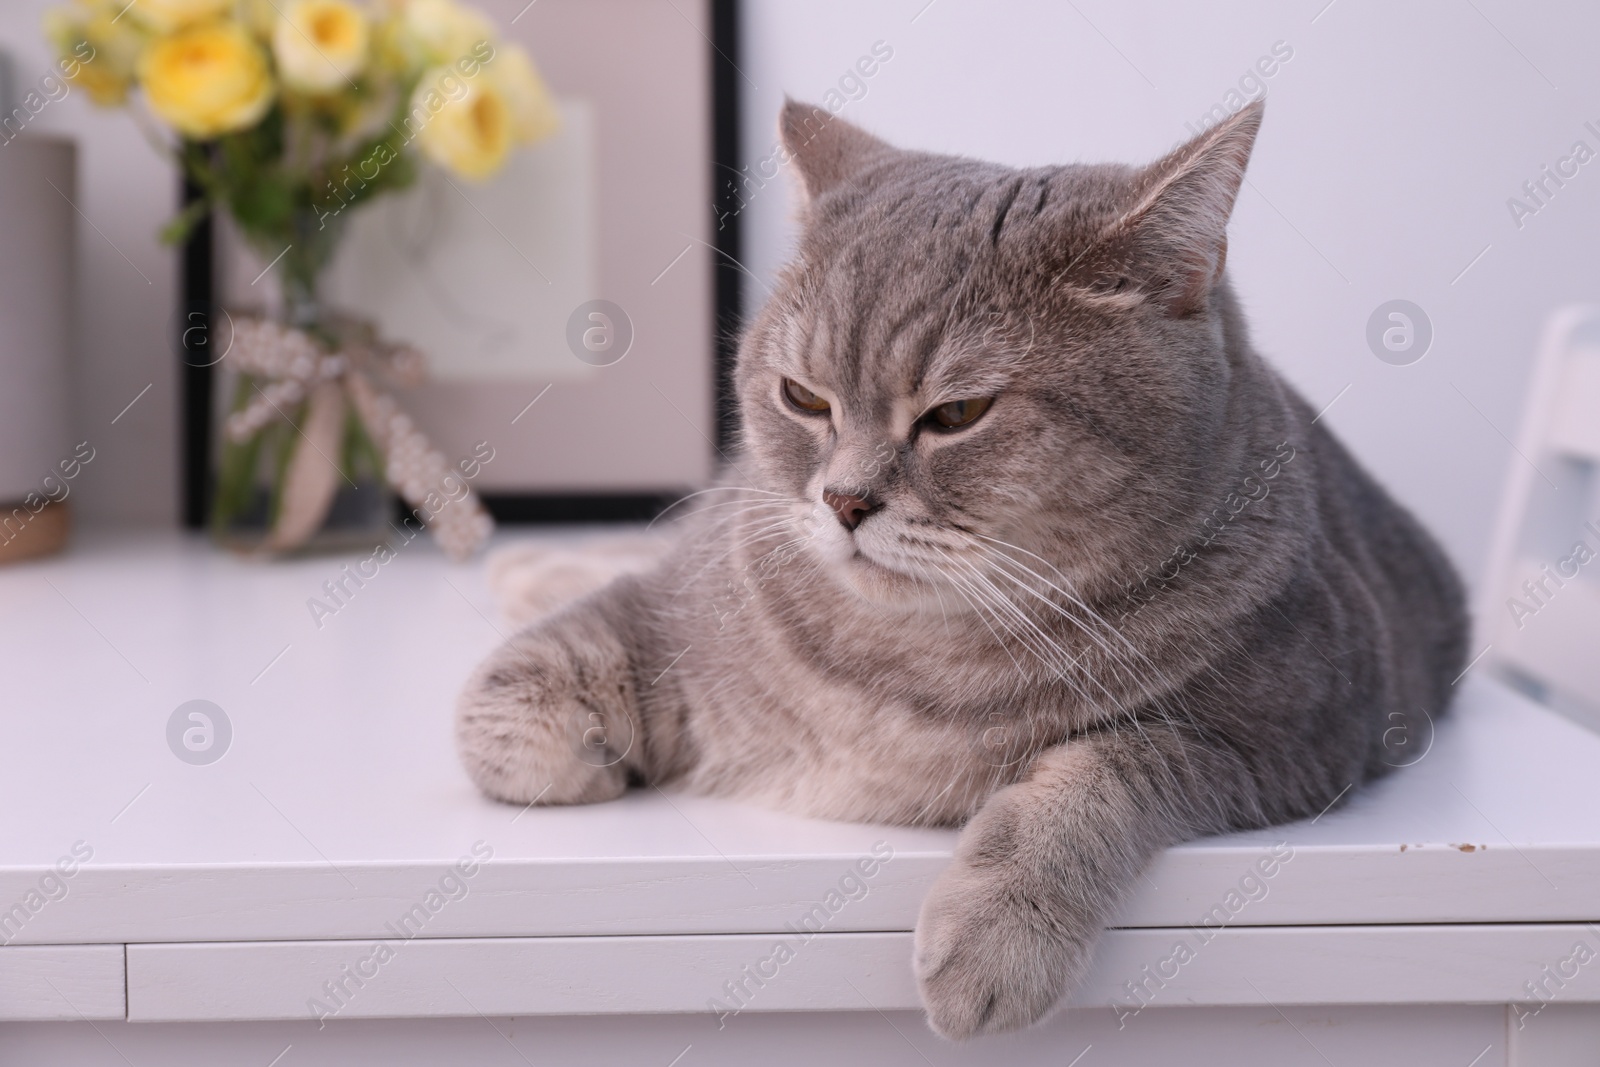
[[801, 503, 950, 602], [832, 530, 952, 606], [847, 546, 905, 577], [811, 519, 901, 576], [840, 549, 924, 600]]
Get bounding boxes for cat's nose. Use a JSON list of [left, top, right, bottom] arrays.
[[822, 489, 879, 531]]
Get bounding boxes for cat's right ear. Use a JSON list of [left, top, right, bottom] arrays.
[[1066, 101, 1263, 316], [779, 99, 893, 204]]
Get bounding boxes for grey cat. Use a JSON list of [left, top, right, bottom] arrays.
[[456, 99, 1467, 1039]]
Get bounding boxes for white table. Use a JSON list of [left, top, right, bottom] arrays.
[[2, 531, 1598, 1066]]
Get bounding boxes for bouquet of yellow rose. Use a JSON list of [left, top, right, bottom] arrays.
[[44, 0, 558, 312], [43, 0, 558, 557]]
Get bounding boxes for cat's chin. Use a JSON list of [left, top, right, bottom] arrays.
[[833, 549, 948, 611]]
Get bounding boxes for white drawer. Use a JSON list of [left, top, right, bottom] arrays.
[[0, 944, 125, 1021], [125, 924, 1600, 1023]]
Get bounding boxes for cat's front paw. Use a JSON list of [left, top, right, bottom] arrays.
[[913, 853, 1088, 1040], [455, 623, 634, 807]]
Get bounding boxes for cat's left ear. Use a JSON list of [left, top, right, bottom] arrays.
[[778, 98, 894, 204], [1072, 101, 1263, 315]]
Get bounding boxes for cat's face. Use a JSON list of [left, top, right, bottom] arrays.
[[734, 102, 1261, 607]]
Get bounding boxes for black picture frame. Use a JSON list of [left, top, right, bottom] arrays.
[[178, 177, 213, 529], [178, 0, 743, 529]]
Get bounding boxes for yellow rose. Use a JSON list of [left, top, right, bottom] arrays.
[[411, 67, 511, 179], [273, 0, 370, 93], [43, 4, 145, 105], [488, 44, 558, 145], [129, 0, 233, 33], [402, 0, 494, 66], [139, 23, 276, 138], [67, 52, 133, 106]]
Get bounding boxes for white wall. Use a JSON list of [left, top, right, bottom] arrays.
[[2, 3, 179, 527], [738, 0, 1600, 597]]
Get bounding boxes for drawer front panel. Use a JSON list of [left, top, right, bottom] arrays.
[[126, 924, 1600, 1023], [0, 944, 125, 1021]]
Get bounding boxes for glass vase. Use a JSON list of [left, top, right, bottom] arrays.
[[210, 211, 394, 557]]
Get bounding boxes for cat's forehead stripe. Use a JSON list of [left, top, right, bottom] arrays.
[[808, 266, 960, 403], [785, 160, 1127, 406]]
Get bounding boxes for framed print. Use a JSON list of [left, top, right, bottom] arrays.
[[182, 0, 743, 525]]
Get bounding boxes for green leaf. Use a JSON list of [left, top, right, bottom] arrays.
[[230, 172, 296, 239]]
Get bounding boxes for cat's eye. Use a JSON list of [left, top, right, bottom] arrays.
[[782, 378, 831, 414], [927, 396, 993, 430]]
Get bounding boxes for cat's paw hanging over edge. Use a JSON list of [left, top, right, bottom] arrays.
[[912, 853, 1091, 1040]]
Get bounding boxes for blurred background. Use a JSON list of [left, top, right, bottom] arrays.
[[1, 0, 1597, 616]]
